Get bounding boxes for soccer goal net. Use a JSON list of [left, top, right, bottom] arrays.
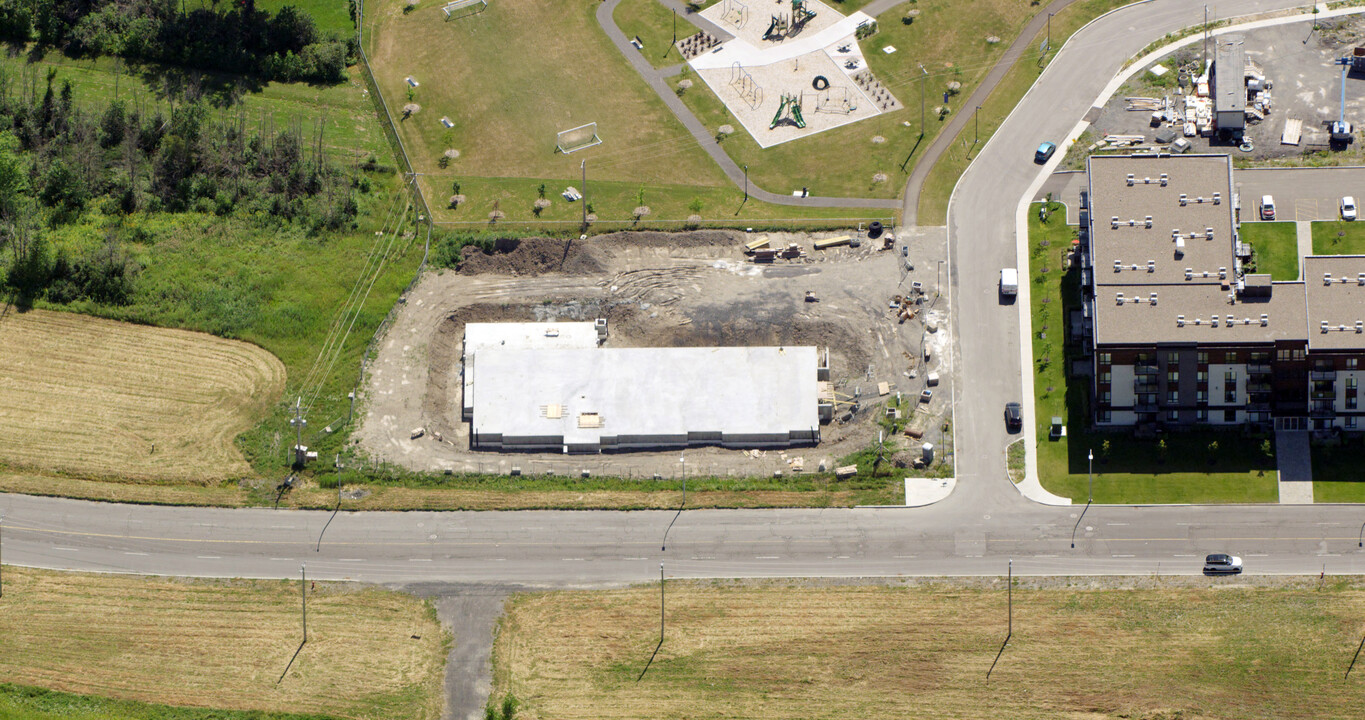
[[443, 0, 486, 21], [555, 122, 602, 154]]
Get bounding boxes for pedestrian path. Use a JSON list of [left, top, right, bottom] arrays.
[[1275, 429, 1313, 504], [1295, 220, 1313, 280]]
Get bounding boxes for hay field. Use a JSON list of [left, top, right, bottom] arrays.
[[0, 310, 285, 483], [0, 567, 446, 720], [495, 581, 1365, 719]]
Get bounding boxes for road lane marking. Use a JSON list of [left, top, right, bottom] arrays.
[[53, 547, 79, 552], [196, 556, 221, 559], [1111, 554, 1135, 558], [339, 558, 365, 562], [756, 556, 780, 559], [1106, 523, 1129, 526], [123, 552, 148, 556], [408, 558, 432, 562]]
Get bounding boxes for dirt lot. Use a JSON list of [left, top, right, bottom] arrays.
[[492, 577, 1365, 720], [1073, 15, 1365, 167], [0, 308, 285, 484], [356, 227, 953, 482]]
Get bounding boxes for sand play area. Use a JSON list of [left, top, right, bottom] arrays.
[[690, 0, 901, 148]]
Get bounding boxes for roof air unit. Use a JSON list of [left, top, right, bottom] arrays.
[[1127, 173, 1135, 186], [1218, 267, 1227, 279], [1206, 227, 1214, 239], [1211, 316, 1219, 327], [1358, 273, 1365, 286], [1160, 173, 1169, 186], [1177, 315, 1185, 327], [1213, 192, 1221, 204], [1175, 238, 1186, 257], [1145, 216, 1153, 228], [1147, 260, 1156, 272], [1112, 216, 1120, 228], [1326, 273, 1334, 286], [1322, 320, 1331, 333], [1150, 292, 1158, 305], [1116, 292, 1125, 305], [1227, 314, 1235, 326], [1180, 193, 1188, 206], [1357, 320, 1363, 333], [1185, 267, 1194, 280], [1260, 314, 1268, 326], [1114, 260, 1122, 272]]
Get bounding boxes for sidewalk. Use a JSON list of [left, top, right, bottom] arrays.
[[1275, 429, 1312, 504]]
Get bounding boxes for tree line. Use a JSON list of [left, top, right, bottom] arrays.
[[0, 0, 354, 83], [1, 67, 367, 304]]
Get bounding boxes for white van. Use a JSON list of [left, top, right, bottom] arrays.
[[1000, 268, 1019, 296]]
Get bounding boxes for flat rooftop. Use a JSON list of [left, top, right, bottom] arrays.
[[463, 321, 599, 352], [1088, 154, 1237, 289], [1304, 256, 1365, 350], [1093, 282, 1307, 346], [470, 346, 821, 450], [1214, 34, 1247, 114]]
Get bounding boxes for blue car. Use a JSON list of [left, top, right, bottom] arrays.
[[1034, 141, 1057, 163]]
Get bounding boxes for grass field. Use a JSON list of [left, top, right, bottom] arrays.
[[918, 0, 1133, 223], [0, 567, 447, 720], [0, 310, 284, 483], [1313, 219, 1365, 255], [613, 0, 700, 69], [1027, 203, 1279, 503], [1241, 221, 1302, 280], [493, 579, 1365, 720], [0, 683, 344, 720]]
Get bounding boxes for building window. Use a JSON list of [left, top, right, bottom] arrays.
[[1350, 358, 1359, 371], [1099, 352, 1111, 365], [1251, 352, 1269, 363], [1137, 353, 1149, 363], [1294, 349, 1306, 361], [1198, 352, 1209, 365], [1224, 409, 1237, 422], [1349, 377, 1358, 391], [1167, 410, 1179, 421], [1225, 389, 1237, 403], [1167, 351, 1179, 364], [1225, 370, 1237, 383], [1278, 349, 1290, 362], [1349, 416, 1359, 430], [1197, 371, 1208, 383], [1315, 360, 1333, 371], [1101, 391, 1111, 404], [1197, 390, 1208, 403], [1167, 390, 1179, 403], [1098, 410, 1112, 423], [1226, 352, 1238, 364], [1100, 371, 1112, 384], [1350, 397, 1358, 410], [1168, 371, 1179, 383], [1196, 409, 1208, 422]]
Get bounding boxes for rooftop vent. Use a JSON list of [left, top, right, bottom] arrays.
[[1185, 267, 1194, 280], [544, 328, 560, 337], [1213, 192, 1221, 204], [1160, 173, 1169, 186], [1206, 227, 1214, 239], [1211, 316, 1219, 327], [1175, 238, 1186, 257], [1150, 292, 1158, 305], [1177, 315, 1186, 327], [1326, 273, 1334, 286], [1127, 173, 1135, 186], [1112, 216, 1120, 228], [1322, 320, 1330, 333], [1114, 260, 1122, 272], [1116, 292, 1125, 305], [1227, 314, 1235, 326], [1147, 260, 1156, 272], [1180, 193, 1188, 206], [1219, 267, 1227, 279], [1261, 313, 1269, 326], [1358, 273, 1365, 286], [1145, 215, 1153, 228]]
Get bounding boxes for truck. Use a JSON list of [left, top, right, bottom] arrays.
[[1000, 268, 1019, 297]]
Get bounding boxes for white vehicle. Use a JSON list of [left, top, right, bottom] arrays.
[[1343, 196, 1358, 221], [1203, 553, 1243, 575], [1000, 268, 1018, 296], [1260, 195, 1276, 220]]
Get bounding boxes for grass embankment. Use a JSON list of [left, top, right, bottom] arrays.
[[0, 683, 343, 720], [494, 579, 1365, 720], [918, 0, 1134, 223], [0, 567, 447, 720], [1240, 221, 1301, 280], [0, 310, 284, 483], [680, 0, 1047, 201], [1028, 203, 1278, 503], [613, 0, 700, 69]]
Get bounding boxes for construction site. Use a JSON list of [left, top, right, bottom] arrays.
[[354, 227, 954, 482], [1079, 16, 1365, 164]]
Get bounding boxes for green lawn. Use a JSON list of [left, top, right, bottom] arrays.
[[1313, 442, 1365, 501], [254, 0, 356, 36], [1028, 203, 1279, 503], [918, 0, 1133, 224], [614, 0, 700, 69], [1240, 221, 1301, 280], [1312, 220, 1365, 255], [0, 684, 343, 720]]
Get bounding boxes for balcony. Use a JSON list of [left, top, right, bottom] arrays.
[[1312, 370, 1338, 381], [1248, 401, 1271, 412], [1247, 363, 1272, 375], [1135, 364, 1159, 376], [1134, 379, 1159, 393], [1313, 391, 1338, 401], [1135, 400, 1159, 413], [1311, 407, 1337, 419], [1247, 382, 1272, 394]]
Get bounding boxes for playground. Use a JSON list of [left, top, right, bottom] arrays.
[[693, 0, 900, 148]]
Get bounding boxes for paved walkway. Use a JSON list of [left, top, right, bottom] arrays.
[[1295, 220, 1313, 280], [1275, 429, 1314, 504], [900, 0, 1084, 224]]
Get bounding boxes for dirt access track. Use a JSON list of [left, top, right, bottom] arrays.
[[356, 228, 953, 480]]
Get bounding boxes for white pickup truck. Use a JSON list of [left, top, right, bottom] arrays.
[[1000, 268, 1019, 297]]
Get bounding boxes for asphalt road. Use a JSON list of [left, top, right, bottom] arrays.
[[3, 1, 1357, 590]]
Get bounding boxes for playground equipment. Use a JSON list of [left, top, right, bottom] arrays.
[[815, 87, 856, 115], [771, 92, 806, 129], [441, 0, 486, 20], [730, 62, 765, 110], [556, 122, 602, 154], [720, 0, 749, 30], [763, 0, 815, 41]]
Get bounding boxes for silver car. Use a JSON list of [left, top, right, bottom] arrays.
[[1203, 553, 1243, 575]]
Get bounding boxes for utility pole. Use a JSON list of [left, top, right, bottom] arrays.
[[974, 105, 981, 148], [1047, 13, 1052, 54], [301, 563, 308, 643], [337, 454, 344, 506], [672, 10, 677, 49], [659, 561, 665, 644], [581, 160, 587, 228], [919, 64, 927, 138], [742, 164, 749, 202], [289, 397, 306, 467], [1, 513, 4, 599], [1088, 449, 1094, 504]]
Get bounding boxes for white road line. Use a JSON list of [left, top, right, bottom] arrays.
[[624, 557, 648, 560], [1249, 553, 1270, 557], [53, 547, 79, 552], [1106, 522, 1129, 526], [562, 558, 585, 562], [408, 558, 432, 562], [894, 554, 917, 558], [123, 551, 148, 556], [197, 556, 221, 560], [339, 558, 365, 562], [270, 558, 291, 561], [1111, 554, 1135, 558], [1174, 554, 1197, 557], [756, 555, 780, 559]]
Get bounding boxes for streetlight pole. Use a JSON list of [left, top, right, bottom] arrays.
[[1088, 449, 1094, 504], [919, 64, 927, 138], [974, 105, 981, 147], [1, 513, 4, 599], [581, 160, 588, 228], [1047, 12, 1052, 54], [300, 563, 307, 643], [742, 164, 748, 202]]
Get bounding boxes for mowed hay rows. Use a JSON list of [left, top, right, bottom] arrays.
[[0, 310, 285, 483], [0, 567, 446, 720], [495, 583, 1365, 720]]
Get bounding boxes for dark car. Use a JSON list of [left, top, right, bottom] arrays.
[[1004, 402, 1022, 431], [1203, 553, 1243, 575], [1034, 141, 1057, 163]]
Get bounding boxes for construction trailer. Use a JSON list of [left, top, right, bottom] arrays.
[[1212, 34, 1246, 133]]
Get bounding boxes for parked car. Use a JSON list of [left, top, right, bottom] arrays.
[[1203, 553, 1243, 575], [1343, 196, 1358, 221], [1260, 195, 1276, 220], [1034, 141, 1057, 163], [1004, 402, 1022, 431]]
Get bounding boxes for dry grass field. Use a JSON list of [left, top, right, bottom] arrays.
[[0, 566, 447, 720], [494, 580, 1365, 720], [0, 309, 285, 483]]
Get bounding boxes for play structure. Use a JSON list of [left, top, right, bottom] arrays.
[[555, 122, 602, 154], [720, 0, 749, 30], [441, 0, 486, 21], [763, 0, 816, 41], [729, 62, 765, 110], [814, 87, 856, 115], [771, 92, 806, 129]]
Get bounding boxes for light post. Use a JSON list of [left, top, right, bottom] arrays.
[[1088, 449, 1094, 504], [974, 105, 981, 147], [300, 563, 308, 642], [919, 64, 927, 138], [742, 164, 748, 202], [1, 512, 4, 598], [1047, 12, 1052, 54]]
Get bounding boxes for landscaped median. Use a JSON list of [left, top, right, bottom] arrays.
[[490, 577, 1365, 719], [1027, 202, 1278, 503]]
